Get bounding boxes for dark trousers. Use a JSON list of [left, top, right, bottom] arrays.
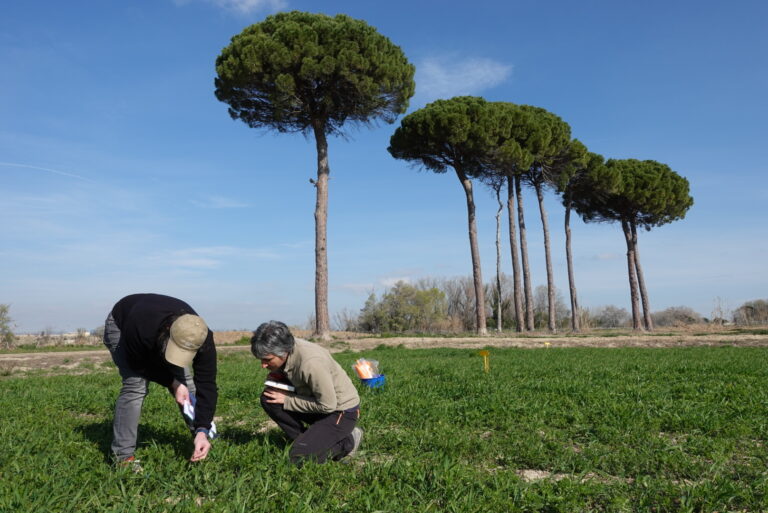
[[260, 393, 358, 464]]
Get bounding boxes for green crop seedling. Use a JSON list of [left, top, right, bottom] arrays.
[[1, 347, 767, 511]]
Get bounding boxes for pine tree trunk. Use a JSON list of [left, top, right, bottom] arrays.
[[312, 122, 331, 341], [515, 176, 535, 331], [455, 167, 487, 335], [507, 176, 524, 332], [535, 181, 557, 333], [622, 219, 643, 331], [564, 187, 580, 332], [494, 187, 503, 332], [631, 220, 654, 331]]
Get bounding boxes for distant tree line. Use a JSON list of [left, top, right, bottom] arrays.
[[330, 283, 767, 334], [0, 304, 101, 350]]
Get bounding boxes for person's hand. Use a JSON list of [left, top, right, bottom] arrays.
[[190, 431, 211, 462], [264, 387, 288, 404], [172, 380, 190, 407]]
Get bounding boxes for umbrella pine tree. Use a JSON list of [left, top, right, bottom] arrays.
[[389, 96, 509, 335], [214, 12, 414, 339], [571, 159, 693, 331]]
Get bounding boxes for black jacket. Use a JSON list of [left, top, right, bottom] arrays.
[[111, 293, 217, 430]]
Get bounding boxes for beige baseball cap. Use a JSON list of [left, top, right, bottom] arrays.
[[165, 314, 209, 367]]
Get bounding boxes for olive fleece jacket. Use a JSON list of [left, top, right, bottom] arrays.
[[282, 339, 359, 414]]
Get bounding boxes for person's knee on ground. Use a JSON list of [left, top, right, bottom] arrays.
[[289, 443, 332, 465], [288, 431, 355, 465]]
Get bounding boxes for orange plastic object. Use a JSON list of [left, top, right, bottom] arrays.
[[354, 359, 375, 379]]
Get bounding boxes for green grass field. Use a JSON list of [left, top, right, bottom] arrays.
[[2, 346, 767, 512]]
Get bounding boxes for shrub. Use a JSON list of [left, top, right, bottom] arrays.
[[0, 304, 15, 350], [91, 325, 105, 340], [590, 305, 631, 328], [332, 308, 359, 332], [652, 306, 703, 327], [359, 281, 448, 333], [733, 299, 768, 326]]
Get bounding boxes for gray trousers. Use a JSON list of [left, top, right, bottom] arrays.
[[103, 313, 195, 460]]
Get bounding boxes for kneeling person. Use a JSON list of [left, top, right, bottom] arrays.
[[251, 321, 362, 465]]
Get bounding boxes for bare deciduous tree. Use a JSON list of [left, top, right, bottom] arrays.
[[590, 305, 631, 328], [0, 304, 15, 350]]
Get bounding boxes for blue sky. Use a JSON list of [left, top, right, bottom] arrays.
[[1, 0, 766, 332]]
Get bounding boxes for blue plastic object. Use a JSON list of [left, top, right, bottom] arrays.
[[361, 374, 386, 388]]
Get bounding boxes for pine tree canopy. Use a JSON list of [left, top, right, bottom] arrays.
[[487, 102, 536, 173], [572, 159, 694, 229], [387, 96, 507, 175], [551, 140, 590, 191], [214, 11, 415, 135], [485, 102, 577, 187], [517, 105, 572, 169], [608, 159, 694, 228]]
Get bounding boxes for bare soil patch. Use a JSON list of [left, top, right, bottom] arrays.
[[323, 332, 768, 351], [1, 329, 766, 377]]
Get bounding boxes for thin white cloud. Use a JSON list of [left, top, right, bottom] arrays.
[[339, 283, 375, 294], [172, 0, 286, 14], [192, 195, 250, 209], [594, 253, 621, 261], [339, 277, 414, 294], [0, 161, 92, 182], [415, 56, 512, 103], [279, 240, 312, 249], [380, 276, 412, 288], [151, 246, 280, 269], [173, 257, 221, 269], [340, 276, 416, 295]]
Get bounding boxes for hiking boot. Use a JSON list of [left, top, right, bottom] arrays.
[[348, 427, 364, 458], [117, 455, 143, 473]]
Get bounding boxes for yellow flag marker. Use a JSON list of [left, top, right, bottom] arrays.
[[544, 341, 551, 348], [478, 350, 490, 373]]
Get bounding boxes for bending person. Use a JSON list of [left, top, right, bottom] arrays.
[[103, 293, 218, 468], [251, 321, 362, 465]]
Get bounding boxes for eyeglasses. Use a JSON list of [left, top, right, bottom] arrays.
[[260, 355, 281, 366]]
